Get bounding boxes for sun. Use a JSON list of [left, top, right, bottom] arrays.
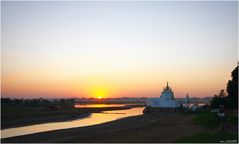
[[90, 86, 108, 99], [97, 96, 102, 99]]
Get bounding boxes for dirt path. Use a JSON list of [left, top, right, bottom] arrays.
[[2, 113, 203, 143]]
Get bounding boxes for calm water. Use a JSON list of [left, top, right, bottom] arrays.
[[1, 107, 144, 139], [74, 104, 126, 108]]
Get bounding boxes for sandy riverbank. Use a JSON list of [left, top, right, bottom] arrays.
[[1, 105, 141, 129], [2, 112, 203, 143]]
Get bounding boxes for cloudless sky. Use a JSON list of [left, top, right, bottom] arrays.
[[1, 1, 238, 98]]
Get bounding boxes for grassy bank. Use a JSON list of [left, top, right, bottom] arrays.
[[176, 132, 238, 143], [177, 111, 238, 143], [193, 112, 238, 128], [193, 112, 219, 128]]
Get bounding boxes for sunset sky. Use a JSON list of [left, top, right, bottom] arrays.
[[2, 1, 238, 98]]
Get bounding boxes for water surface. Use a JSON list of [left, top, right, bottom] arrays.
[[1, 107, 144, 139], [74, 104, 126, 108]]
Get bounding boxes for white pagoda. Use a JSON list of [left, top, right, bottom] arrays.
[[146, 82, 179, 111]]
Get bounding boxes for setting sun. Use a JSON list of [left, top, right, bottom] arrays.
[[97, 96, 102, 99], [89, 86, 109, 99]]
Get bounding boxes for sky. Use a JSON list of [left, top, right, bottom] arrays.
[[1, 1, 238, 98]]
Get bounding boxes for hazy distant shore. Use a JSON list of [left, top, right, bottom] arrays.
[[1, 105, 142, 130], [2, 112, 201, 143]]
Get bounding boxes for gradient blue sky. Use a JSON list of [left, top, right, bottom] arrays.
[[1, 1, 238, 98]]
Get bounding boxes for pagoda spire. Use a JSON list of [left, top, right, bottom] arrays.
[[165, 81, 170, 90]]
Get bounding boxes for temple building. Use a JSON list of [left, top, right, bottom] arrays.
[[145, 82, 183, 112]]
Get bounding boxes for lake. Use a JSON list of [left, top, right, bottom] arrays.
[[1, 107, 144, 139]]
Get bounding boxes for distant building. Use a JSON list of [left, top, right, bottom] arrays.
[[184, 93, 190, 108], [145, 82, 189, 112]]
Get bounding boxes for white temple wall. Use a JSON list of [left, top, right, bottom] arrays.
[[160, 91, 174, 99], [146, 98, 179, 108]]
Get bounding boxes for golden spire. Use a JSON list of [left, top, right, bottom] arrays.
[[165, 81, 170, 90]]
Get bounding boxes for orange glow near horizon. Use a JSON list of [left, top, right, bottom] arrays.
[[1, 65, 234, 99], [74, 104, 125, 108]]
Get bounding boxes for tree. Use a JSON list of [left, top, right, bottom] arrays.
[[211, 89, 227, 108], [226, 66, 238, 109]]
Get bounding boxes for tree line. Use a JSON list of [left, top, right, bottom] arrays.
[[211, 66, 238, 109], [1, 98, 76, 108]]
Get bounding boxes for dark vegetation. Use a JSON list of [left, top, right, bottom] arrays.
[[186, 103, 237, 139], [176, 132, 238, 143], [1, 98, 76, 108], [182, 111, 238, 143], [211, 66, 238, 109], [193, 112, 238, 128], [193, 112, 219, 128]]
